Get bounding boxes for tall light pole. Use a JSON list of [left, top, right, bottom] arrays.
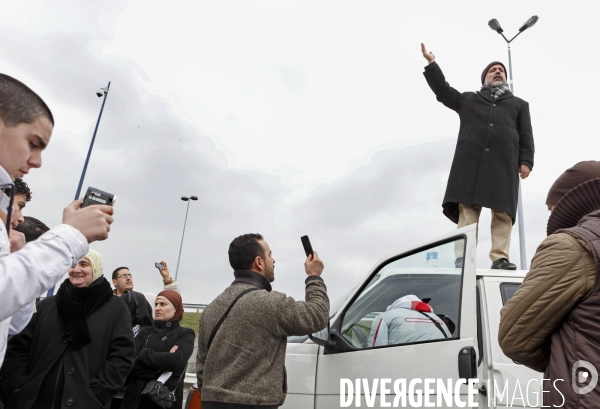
[[74, 82, 111, 200], [47, 82, 111, 298], [488, 15, 538, 270], [175, 195, 198, 280]]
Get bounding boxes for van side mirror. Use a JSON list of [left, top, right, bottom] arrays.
[[309, 323, 334, 347]]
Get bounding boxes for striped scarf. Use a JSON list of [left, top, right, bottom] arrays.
[[481, 83, 511, 100]]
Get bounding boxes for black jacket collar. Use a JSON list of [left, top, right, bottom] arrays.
[[232, 270, 272, 292]]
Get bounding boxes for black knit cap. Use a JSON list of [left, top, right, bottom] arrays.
[[481, 61, 507, 85], [547, 178, 600, 236]]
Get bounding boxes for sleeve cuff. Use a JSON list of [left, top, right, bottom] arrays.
[[44, 224, 89, 266], [519, 160, 533, 169], [424, 61, 438, 71], [305, 276, 324, 284]]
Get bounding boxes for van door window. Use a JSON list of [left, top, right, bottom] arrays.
[[500, 283, 521, 305], [340, 239, 464, 349]]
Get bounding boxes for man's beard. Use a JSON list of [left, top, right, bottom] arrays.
[[486, 80, 507, 87]]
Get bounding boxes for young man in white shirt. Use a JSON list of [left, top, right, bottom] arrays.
[[0, 73, 115, 366]]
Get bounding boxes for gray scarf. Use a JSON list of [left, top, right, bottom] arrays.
[[481, 83, 511, 99]]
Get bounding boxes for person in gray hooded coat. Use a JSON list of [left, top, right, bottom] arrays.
[[367, 295, 451, 347]]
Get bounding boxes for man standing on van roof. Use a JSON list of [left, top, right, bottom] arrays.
[[499, 160, 600, 408], [197, 233, 329, 409], [421, 43, 535, 270]]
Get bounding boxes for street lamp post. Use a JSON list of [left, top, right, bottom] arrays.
[[74, 82, 111, 200], [488, 15, 538, 270], [175, 195, 198, 281], [47, 82, 111, 298]]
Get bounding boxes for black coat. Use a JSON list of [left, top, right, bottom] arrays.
[[121, 291, 154, 327], [0, 293, 135, 409], [424, 62, 535, 223], [120, 320, 195, 409]]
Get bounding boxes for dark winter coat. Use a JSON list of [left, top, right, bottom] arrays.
[[120, 320, 195, 409], [0, 287, 135, 409], [120, 290, 154, 328], [424, 62, 535, 223]]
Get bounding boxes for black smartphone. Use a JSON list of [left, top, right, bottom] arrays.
[[81, 187, 116, 208], [155, 262, 164, 269], [301, 235, 313, 257]]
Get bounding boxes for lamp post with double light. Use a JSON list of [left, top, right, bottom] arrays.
[[488, 15, 538, 270], [175, 195, 198, 280]]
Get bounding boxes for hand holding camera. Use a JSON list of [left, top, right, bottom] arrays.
[[63, 199, 114, 243], [155, 261, 171, 280]]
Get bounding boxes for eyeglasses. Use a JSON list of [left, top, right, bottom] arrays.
[[117, 274, 133, 279]]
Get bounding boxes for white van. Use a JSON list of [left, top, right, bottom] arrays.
[[282, 225, 544, 409]]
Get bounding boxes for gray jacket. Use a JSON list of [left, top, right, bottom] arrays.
[[196, 270, 329, 407]]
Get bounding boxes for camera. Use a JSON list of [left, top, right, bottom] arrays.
[[81, 187, 115, 208], [96, 88, 107, 97]]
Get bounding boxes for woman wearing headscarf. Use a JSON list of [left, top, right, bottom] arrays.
[[0, 250, 135, 409], [121, 290, 195, 409]]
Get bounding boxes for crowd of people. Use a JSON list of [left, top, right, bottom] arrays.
[[0, 73, 330, 409]]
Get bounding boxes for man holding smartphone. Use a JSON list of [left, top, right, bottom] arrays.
[[0, 73, 115, 366], [197, 233, 329, 409]]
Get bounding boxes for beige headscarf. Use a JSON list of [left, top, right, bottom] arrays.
[[84, 249, 104, 282]]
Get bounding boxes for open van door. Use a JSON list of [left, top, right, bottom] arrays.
[[310, 225, 478, 408]]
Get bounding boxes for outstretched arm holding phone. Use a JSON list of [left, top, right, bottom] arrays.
[[156, 261, 179, 293]]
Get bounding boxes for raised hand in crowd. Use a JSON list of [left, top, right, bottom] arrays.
[[62, 199, 114, 243], [305, 251, 324, 277], [421, 43, 435, 64], [156, 260, 171, 281]]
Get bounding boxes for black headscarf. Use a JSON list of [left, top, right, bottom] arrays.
[[55, 276, 113, 351]]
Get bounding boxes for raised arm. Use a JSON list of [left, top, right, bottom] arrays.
[[421, 43, 466, 113], [270, 252, 329, 337]]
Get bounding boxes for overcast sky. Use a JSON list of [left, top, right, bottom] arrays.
[[2, 0, 598, 305]]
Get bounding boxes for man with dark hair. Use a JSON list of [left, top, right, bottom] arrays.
[[499, 161, 600, 407], [112, 267, 152, 332], [0, 73, 115, 366], [6, 178, 31, 252], [13, 216, 48, 243], [0, 73, 54, 127], [421, 44, 535, 270], [197, 233, 329, 409]]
